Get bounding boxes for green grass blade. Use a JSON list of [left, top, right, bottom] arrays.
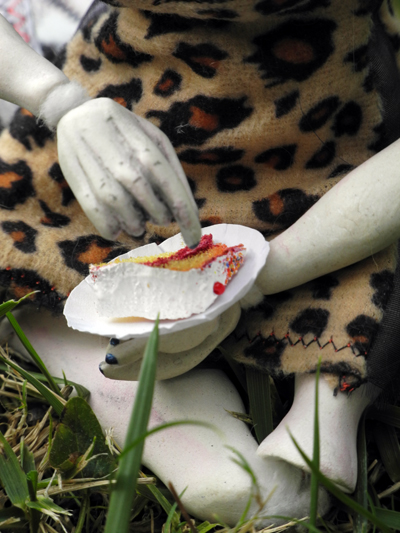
[[0, 292, 37, 318], [355, 413, 368, 533], [54, 374, 89, 399], [36, 478, 58, 491], [368, 484, 381, 512], [219, 346, 248, 393], [26, 471, 38, 501], [0, 364, 90, 400], [48, 376, 89, 399], [138, 481, 174, 514], [196, 521, 223, 533], [104, 318, 159, 533], [234, 494, 253, 530], [225, 446, 257, 486], [0, 355, 64, 416], [373, 508, 400, 529], [289, 433, 392, 533], [26, 497, 72, 517], [26, 471, 40, 533], [5, 311, 60, 396], [246, 367, 273, 442], [269, 516, 323, 533], [21, 381, 28, 412], [20, 439, 35, 475], [136, 474, 182, 530], [373, 421, 400, 483], [73, 491, 90, 533], [309, 361, 321, 528], [224, 446, 263, 528], [0, 431, 29, 509], [163, 500, 179, 533]]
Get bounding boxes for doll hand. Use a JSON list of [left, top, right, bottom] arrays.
[[0, 17, 200, 246], [99, 302, 241, 381], [56, 98, 201, 248]]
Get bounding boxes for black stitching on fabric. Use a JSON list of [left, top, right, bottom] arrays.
[[237, 329, 366, 356]]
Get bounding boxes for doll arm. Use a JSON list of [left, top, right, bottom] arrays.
[[257, 138, 400, 295], [0, 14, 72, 115], [0, 15, 201, 247]]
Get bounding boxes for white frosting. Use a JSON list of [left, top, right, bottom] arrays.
[[64, 224, 269, 339], [88, 249, 245, 320]]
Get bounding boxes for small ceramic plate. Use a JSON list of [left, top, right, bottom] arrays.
[[64, 224, 269, 340]]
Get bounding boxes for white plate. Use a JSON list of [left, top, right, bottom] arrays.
[[64, 224, 269, 340]]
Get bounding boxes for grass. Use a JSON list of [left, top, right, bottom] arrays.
[[1, 302, 400, 532]]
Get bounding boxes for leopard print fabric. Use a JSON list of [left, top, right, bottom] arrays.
[[0, 0, 399, 390]]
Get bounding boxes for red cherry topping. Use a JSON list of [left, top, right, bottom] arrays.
[[213, 282, 225, 295]]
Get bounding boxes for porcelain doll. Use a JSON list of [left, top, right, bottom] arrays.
[[0, 0, 400, 525]]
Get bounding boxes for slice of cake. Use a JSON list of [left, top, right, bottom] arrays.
[[89, 234, 246, 320]]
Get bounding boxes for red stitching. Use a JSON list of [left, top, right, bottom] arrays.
[[267, 332, 366, 357], [339, 375, 356, 393]]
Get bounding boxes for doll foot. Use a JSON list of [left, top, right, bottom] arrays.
[[0, 309, 330, 526], [257, 373, 371, 492], [146, 369, 330, 526]]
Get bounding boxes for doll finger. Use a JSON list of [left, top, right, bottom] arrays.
[[73, 113, 171, 226], [158, 315, 220, 353], [134, 114, 198, 212], [114, 112, 201, 248], [100, 346, 212, 381], [62, 113, 151, 234], [109, 314, 221, 368], [139, 148, 201, 248], [103, 336, 148, 367], [112, 160, 171, 226], [75, 141, 147, 238], [57, 141, 121, 238], [100, 303, 242, 381], [58, 98, 145, 235], [57, 106, 127, 238]]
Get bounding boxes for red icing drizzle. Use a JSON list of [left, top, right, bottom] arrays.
[[140, 234, 244, 269], [213, 282, 225, 295], [140, 234, 213, 267]]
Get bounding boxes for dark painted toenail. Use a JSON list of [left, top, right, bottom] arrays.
[[110, 338, 120, 346], [106, 353, 118, 365]]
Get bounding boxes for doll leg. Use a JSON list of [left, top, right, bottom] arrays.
[[0, 307, 329, 527], [258, 373, 375, 492]]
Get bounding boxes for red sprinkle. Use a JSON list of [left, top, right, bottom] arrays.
[[213, 282, 225, 295]]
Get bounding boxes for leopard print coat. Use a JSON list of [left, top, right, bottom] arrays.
[[1, 0, 400, 392]]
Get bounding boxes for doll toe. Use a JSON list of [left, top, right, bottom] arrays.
[[105, 352, 118, 364]]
